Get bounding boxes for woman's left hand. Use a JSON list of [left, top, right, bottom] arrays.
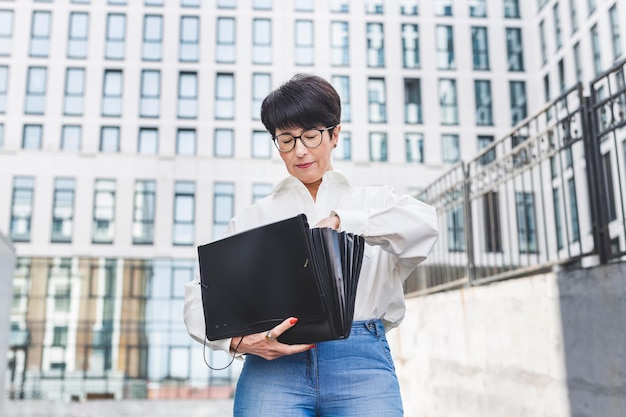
[[315, 215, 340, 230]]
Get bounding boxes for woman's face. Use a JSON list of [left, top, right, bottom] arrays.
[[275, 125, 340, 191]]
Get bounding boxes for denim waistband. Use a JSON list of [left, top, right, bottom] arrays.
[[348, 319, 385, 336]]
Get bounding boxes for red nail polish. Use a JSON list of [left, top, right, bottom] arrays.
[[309, 344, 316, 349], [290, 318, 298, 325]]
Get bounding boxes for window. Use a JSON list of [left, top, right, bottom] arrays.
[[30, 11, 51, 57], [404, 78, 422, 124], [252, 73, 271, 120], [469, 0, 486, 17], [400, 0, 418, 15], [252, 183, 273, 203], [217, 0, 235, 8], [213, 182, 234, 240], [477, 135, 495, 164], [25, 67, 47, 115], [182, 0, 200, 6], [51, 178, 75, 243], [215, 73, 234, 120], [140, 70, 160, 118], [216, 17, 235, 63], [483, 192, 501, 252], [10, 177, 35, 242], [68, 12, 88, 58], [506, 28, 524, 71], [64, 68, 85, 116], [573, 42, 582, 82], [176, 128, 195, 155], [138, 128, 158, 154], [369, 132, 387, 162], [439, 79, 458, 125], [553, 3, 562, 51], [471, 27, 489, 70], [93, 180, 115, 244], [178, 72, 197, 119], [180, 16, 199, 62], [510, 81, 527, 126], [102, 70, 123, 117], [504, 0, 520, 18], [436, 25, 455, 70], [553, 188, 563, 250], [0, 66, 7, 114], [442, 134, 459, 163], [254, 0, 272, 9], [367, 78, 386, 123], [142, 15, 162, 61], [132, 180, 155, 244], [330, 0, 349, 13], [539, 20, 547, 65], [558, 59, 566, 94], [405, 133, 424, 163], [109, 0, 126, 3], [173, 181, 195, 245], [295, 0, 314, 11], [365, 0, 383, 13], [590, 25, 601, 76], [447, 205, 465, 252], [0, 124, 3, 148], [331, 75, 351, 122], [0, 10, 13, 56], [587, 0, 596, 15], [22, 125, 43, 150], [214, 128, 234, 157], [609, 5, 622, 61], [145, 0, 163, 5], [100, 126, 120, 152], [331, 21, 349, 67], [61, 125, 81, 151], [295, 20, 314, 65], [401, 24, 419, 69], [435, 0, 453, 16], [366, 23, 384, 67], [334, 131, 351, 160], [105, 14, 126, 60], [516, 192, 537, 253], [252, 130, 271, 158], [253, 19, 272, 64], [569, 0, 578, 33], [474, 80, 493, 126], [52, 326, 68, 347]]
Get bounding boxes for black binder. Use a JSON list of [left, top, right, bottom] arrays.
[[197, 214, 364, 345]]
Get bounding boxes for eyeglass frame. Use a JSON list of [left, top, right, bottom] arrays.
[[272, 126, 335, 153]]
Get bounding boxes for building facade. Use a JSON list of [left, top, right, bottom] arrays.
[[0, 0, 623, 400]]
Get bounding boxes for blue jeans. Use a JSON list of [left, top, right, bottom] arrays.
[[233, 319, 404, 416]]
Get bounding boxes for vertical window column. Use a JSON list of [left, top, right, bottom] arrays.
[[132, 180, 156, 244], [294, 20, 314, 66], [401, 24, 419, 69], [212, 183, 234, 240], [330, 21, 349, 67], [92, 179, 116, 244], [102, 70, 123, 117], [51, 178, 76, 243], [215, 73, 234, 120], [474, 80, 493, 126], [30, 11, 51, 57], [404, 78, 422, 124], [252, 73, 270, 120], [369, 132, 387, 162], [216, 17, 235, 63], [366, 23, 384, 67], [0, 10, 13, 56], [142, 15, 162, 61], [10, 177, 35, 242], [25, 67, 47, 115], [367, 77, 386, 123], [64, 68, 85, 116], [68, 12, 89, 59], [180, 16, 199, 62], [173, 181, 195, 245], [331, 75, 351, 122], [177, 72, 197, 119], [253, 19, 272, 64], [140, 70, 160, 118], [105, 13, 126, 60], [439, 78, 458, 125]]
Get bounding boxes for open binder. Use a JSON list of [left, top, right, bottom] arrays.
[[197, 214, 364, 345]]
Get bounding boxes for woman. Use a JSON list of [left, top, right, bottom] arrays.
[[184, 74, 439, 416]]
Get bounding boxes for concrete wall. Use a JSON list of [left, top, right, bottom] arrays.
[[0, 233, 15, 416], [390, 263, 626, 417]]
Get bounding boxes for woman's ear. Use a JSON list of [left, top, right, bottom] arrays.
[[331, 124, 341, 147]]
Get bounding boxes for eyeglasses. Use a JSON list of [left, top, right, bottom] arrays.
[[272, 126, 335, 153]]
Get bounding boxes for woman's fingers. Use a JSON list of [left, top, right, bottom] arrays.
[[267, 316, 299, 340]]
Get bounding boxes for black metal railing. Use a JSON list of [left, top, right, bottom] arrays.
[[406, 58, 626, 295]]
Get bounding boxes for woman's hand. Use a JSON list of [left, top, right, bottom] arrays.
[[230, 317, 314, 361], [315, 214, 340, 230]]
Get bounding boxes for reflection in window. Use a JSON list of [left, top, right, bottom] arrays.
[[553, 3, 562, 51], [369, 132, 387, 162], [368, 78, 386, 123], [214, 128, 234, 157], [442, 134, 459, 163], [52, 178, 75, 243], [180, 16, 199, 62], [133, 180, 156, 245], [516, 192, 537, 253], [93, 180, 116, 244], [331, 21, 349, 67], [253, 19, 272, 64], [504, 0, 520, 18], [609, 5, 622, 61], [142, 15, 162, 61], [469, 0, 486, 17], [213, 182, 234, 240], [331, 75, 351, 122], [173, 181, 195, 246], [10, 177, 35, 242], [404, 78, 422, 124], [25, 67, 47, 115], [105, 14, 126, 60], [178, 72, 197, 119], [436, 25, 455, 70], [216, 17, 235, 63], [215, 73, 234, 120], [102, 70, 123, 117], [334, 131, 351, 161], [366, 23, 384, 67], [439, 79, 458, 125], [510, 81, 527, 126], [474, 80, 493, 126], [435, 0, 453, 16], [30, 11, 51, 57], [400, 0, 418, 15], [401, 24, 419, 69], [506, 28, 524, 71], [64, 68, 85, 116], [590, 25, 601, 76], [471, 27, 489, 70], [405, 133, 424, 163], [447, 204, 465, 252], [68, 12, 89, 58]]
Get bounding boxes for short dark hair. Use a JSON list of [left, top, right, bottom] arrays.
[[260, 74, 341, 137]]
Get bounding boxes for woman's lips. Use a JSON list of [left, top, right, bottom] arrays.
[[296, 162, 313, 169]]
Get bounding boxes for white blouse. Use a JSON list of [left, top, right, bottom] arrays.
[[184, 170, 439, 353]]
